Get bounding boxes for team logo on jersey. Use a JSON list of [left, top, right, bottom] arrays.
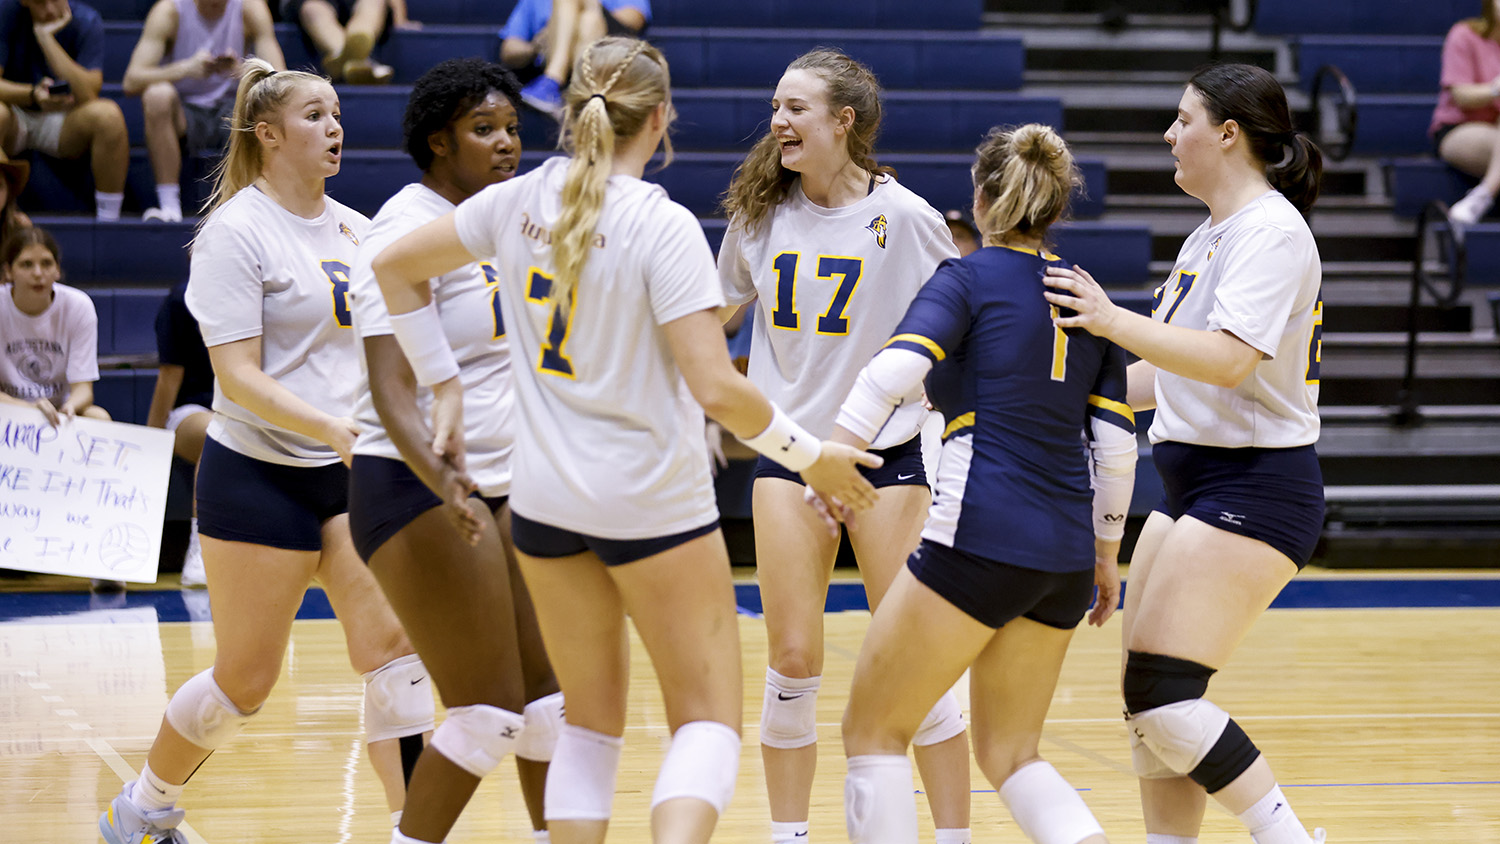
[[1207, 235, 1222, 261], [339, 222, 359, 246], [866, 214, 888, 249]]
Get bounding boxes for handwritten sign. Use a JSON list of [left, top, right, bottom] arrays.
[[0, 404, 175, 583]]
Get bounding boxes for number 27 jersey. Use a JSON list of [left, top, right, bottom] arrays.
[[719, 177, 957, 443]]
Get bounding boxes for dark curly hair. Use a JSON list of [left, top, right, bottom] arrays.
[[403, 58, 524, 172]]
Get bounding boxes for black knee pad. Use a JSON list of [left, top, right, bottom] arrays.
[[1122, 651, 1217, 715], [1189, 717, 1261, 793]]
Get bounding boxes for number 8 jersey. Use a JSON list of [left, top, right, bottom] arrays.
[[1149, 189, 1322, 448], [187, 186, 370, 466], [719, 176, 957, 445]]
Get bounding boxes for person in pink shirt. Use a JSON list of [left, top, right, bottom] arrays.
[[1433, 1, 1500, 224]]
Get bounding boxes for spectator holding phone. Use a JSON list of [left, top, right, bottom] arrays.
[[0, 0, 129, 220], [123, 0, 284, 221]]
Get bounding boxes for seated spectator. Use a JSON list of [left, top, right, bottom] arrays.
[[283, 0, 415, 85], [0, 225, 106, 424], [145, 279, 213, 586], [123, 0, 284, 222], [0, 158, 30, 241], [499, 0, 649, 118], [944, 209, 979, 257], [0, 0, 128, 220], [1434, 2, 1500, 224]]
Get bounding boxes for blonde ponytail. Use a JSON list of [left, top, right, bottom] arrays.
[[201, 58, 328, 222], [971, 124, 1079, 246], [551, 36, 672, 307]]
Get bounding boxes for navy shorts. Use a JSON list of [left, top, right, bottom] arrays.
[[510, 512, 720, 567], [753, 435, 927, 488], [196, 437, 349, 552], [907, 540, 1095, 630], [347, 455, 507, 563], [1152, 441, 1326, 569]]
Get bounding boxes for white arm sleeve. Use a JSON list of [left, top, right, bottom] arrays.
[[834, 348, 933, 444], [1086, 416, 1137, 541]]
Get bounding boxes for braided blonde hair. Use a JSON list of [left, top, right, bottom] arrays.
[[550, 36, 673, 307], [971, 124, 1080, 246], [202, 58, 329, 221]]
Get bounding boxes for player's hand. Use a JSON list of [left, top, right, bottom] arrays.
[[802, 484, 856, 538], [33, 398, 61, 427], [1088, 555, 1121, 627], [1044, 265, 1121, 339], [801, 442, 883, 513], [438, 463, 483, 546], [429, 374, 466, 477], [322, 415, 359, 466]]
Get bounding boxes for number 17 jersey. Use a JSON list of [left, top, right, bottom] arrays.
[[719, 176, 957, 444]]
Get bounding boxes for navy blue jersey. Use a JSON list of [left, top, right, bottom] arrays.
[[884, 245, 1133, 573]]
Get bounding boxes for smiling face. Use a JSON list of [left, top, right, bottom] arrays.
[[770, 68, 852, 175], [1164, 86, 1224, 201], [7, 243, 60, 311], [264, 81, 343, 179], [439, 92, 522, 197]]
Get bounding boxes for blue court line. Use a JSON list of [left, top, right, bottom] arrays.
[[3, 576, 1500, 623]]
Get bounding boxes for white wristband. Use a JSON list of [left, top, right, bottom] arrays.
[[739, 404, 821, 473], [388, 301, 460, 386]]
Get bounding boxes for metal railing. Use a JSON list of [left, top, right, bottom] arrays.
[[1309, 64, 1357, 162], [1397, 200, 1469, 426]]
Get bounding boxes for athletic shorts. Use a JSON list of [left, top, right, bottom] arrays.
[[753, 434, 927, 488], [6, 106, 65, 158], [165, 403, 211, 433], [907, 539, 1095, 630], [1151, 441, 1325, 569], [510, 511, 719, 567], [195, 436, 349, 551], [347, 455, 507, 562], [183, 95, 234, 154]]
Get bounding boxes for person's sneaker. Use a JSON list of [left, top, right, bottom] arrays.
[[1312, 829, 1327, 844], [521, 76, 564, 120], [344, 59, 394, 85], [143, 206, 182, 223], [91, 578, 126, 593], [1449, 184, 1494, 226], [180, 526, 205, 589], [99, 782, 188, 844]]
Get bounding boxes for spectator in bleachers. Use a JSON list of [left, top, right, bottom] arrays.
[[0, 0, 129, 220], [144, 279, 213, 586], [0, 158, 31, 241], [944, 209, 979, 257], [1433, 2, 1500, 224], [283, 0, 415, 85], [0, 225, 108, 425], [499, 0, 649, 118], [123, 0, 285, 222]]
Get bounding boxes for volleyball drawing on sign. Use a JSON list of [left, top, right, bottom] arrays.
[[99, 523, 151, 573]]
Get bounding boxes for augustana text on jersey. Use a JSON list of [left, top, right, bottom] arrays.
[[519, 212, 606, 250]]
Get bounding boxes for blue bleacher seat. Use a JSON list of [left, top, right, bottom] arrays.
[[1296, 36, 1442, 95], [1351, 95, 1437, 156], [1386, 158, 1476, 216], [647, 0, 982, 30], [32, 217, 192, 284], [1049, 222, 1153, 288], [1256, 0, 1472, 36], [112, 289, 169, 355], [93, 369, 156, 424], [88, 288, 115, 353]]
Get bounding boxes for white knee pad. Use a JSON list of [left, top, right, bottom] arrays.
[[1124, 710, 1176, 779], [912, 688, 965, 747], [844, 755, 919, 844], [760, 667, 820, 750], [999, 760, 1106, 844], [545, 723, 625, 822], [651, 720, 741, 813], [165, 668, 257, 750], [429, 704, 525, 779], [363, 655, 437, 743], [1130, 698, 1231, 775], [516, 691, 565, 762]]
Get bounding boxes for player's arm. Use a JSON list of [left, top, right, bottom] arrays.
[[1127, 360, 1157, 412], [122, 0, 188, 95], [145, 364, 184, 428], [1083, 342, 1137, 626], [243, 0, 286, 69], [208, 336, 359, 462]]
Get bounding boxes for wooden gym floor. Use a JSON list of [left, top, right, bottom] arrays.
[[3, 570, 1499, 842]]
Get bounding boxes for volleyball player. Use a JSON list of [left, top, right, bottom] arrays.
[[827, 123, 1132, 844], [1045, 63, 1328, 844], [345, 58, 561, 844], [99, 58, 432, 844], [718, 48, 971, 843], [372, 36, 881, 844]]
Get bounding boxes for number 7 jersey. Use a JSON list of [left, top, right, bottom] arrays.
[[719, 176, 957, 443]]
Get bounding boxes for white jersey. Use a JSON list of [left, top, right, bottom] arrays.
[[0, 283, 98, 406], [453, 156, 724, 538], [719, 175, 956, 446], [1149, 190, 1322, 448], [187, 186, 368, 466], [350, 183, 514, 497]]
